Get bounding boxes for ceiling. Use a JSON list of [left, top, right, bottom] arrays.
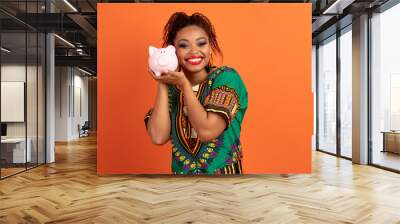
[[0, 0, 393, 75]]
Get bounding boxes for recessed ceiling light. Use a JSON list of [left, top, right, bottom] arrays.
[[1, 47, 11, 53], [77, 67, 93, 76], [63, 0, 78, 12], [54, 34, 75, 48], [322, 0, 355, 15]]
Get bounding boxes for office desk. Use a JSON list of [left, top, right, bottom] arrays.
[[381, 131, 400, 154], [1, 138, 31, 163]]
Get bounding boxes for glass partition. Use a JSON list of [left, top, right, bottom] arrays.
[[1, 30, 28, 177], [339, 27, 352, 158], [317, 35, 337, 154], [0, 1, 46, 179], [371, 3, 400, 171]]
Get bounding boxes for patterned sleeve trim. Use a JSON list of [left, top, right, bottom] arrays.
[[204, 85, 240, 126], [144, 108, 153, 127]]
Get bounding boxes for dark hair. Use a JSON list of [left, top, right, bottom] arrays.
[[162, 12, 222, 67]]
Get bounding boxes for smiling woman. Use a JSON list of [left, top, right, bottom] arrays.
[[144, 12, 248, 175]]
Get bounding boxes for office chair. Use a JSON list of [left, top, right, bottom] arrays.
[[79, 121, 90, 138]]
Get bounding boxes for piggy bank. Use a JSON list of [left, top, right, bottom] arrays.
[[148, 45, 179, 77]]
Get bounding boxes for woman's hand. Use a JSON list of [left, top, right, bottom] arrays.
[[147, 67, 169, 90], [157, 70, 190, 90], [148, 67, 161, 81], [148, 66, 189, 90]]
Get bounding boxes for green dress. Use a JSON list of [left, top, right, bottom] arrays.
[[145, 66, 248, 175]]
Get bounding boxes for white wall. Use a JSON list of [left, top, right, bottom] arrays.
[[1, 65, 40, 138], [1, 63, 46, 164], [55, 67, 89, 141], [55, 66, 69, 141], [1, 65, 26, 137], [72, 72, 89, 138]]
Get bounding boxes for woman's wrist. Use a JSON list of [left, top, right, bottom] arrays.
[[158, 82, 168, 90], [156, 82, 169, 98], [179, 79, 192, 93]]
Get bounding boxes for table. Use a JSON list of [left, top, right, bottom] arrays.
[[1, 138, 32, 164], [381, 131, 400, 154]]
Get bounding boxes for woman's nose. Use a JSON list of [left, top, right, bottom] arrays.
[[189, 44, 200, 53]]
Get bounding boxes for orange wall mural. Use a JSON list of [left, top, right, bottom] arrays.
[[97, 3, 313, 174]]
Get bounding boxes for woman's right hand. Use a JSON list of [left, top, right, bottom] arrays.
[[148, 67, 170, 89], [148, 67, 164, 82], [148, 67, 158, 80]]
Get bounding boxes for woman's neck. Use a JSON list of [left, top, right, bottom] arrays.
[[185, 68, 209, 86]]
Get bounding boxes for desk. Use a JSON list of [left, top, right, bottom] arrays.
[[381, 131, 400, 154], [1, 138, 31, 163]]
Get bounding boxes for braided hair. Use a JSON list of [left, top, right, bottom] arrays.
[[162, 12, 222, 69]]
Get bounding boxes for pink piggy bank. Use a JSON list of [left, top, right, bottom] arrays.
[[148, 45, 179, 77]]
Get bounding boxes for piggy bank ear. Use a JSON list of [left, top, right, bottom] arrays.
[[166, 45, 176, 53], [149, 46, 157, 56]]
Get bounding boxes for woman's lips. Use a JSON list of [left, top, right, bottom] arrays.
[[186, 56, 203, 65]]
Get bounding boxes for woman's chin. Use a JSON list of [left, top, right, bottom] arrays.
[[182, 64, 206, 73]]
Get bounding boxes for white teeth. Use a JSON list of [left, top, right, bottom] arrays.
[[188, 58, 202, 63]]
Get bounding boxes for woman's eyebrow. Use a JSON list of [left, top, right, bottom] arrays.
[[177, 37, 207, 42]]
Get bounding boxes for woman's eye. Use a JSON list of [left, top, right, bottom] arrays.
[[178, 43, 188, 48], [197, 42, 207, 47]]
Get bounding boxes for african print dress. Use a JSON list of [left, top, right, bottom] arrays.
[[145, 66, 248, 175]]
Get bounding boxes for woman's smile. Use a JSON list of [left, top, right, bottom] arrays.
[[185, 55, 204, 65], [174, 25, 212, 75]]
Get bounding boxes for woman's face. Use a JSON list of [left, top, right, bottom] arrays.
[[173, 25, 211, 74]]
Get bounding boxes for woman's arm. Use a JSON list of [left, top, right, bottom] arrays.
[[180, 80, 226, 142], [146, 82, 171, 145], [156, 71, 226, 142]]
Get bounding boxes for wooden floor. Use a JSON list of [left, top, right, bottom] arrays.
[[373, 150, 400, 171], [1, 134, 400, 224], [1, 167, 26, 178]]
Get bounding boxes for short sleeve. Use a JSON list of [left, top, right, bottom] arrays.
[[144, 108, 153, 127], [204, 67, 248, 127]]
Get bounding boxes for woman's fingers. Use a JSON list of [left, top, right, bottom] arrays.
[[158, 74, 179, 85], [148, 67, 166, 81], [165, 71, 181, 78], [148, 67, 155, 75], [160, 72, 175, 79], [155, 70, 186, 87], [148, 67, 159, 80], [156, 74, 170, 82]]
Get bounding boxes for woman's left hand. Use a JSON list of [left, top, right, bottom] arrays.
[[157, 70, 190, 90]]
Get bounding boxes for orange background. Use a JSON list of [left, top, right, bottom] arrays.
[[97, 3, 312, 174]]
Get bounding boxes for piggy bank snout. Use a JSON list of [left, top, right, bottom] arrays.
[[157, 55, 172, 66]]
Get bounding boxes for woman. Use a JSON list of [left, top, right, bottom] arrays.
[[144, 12, 248, 175]]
